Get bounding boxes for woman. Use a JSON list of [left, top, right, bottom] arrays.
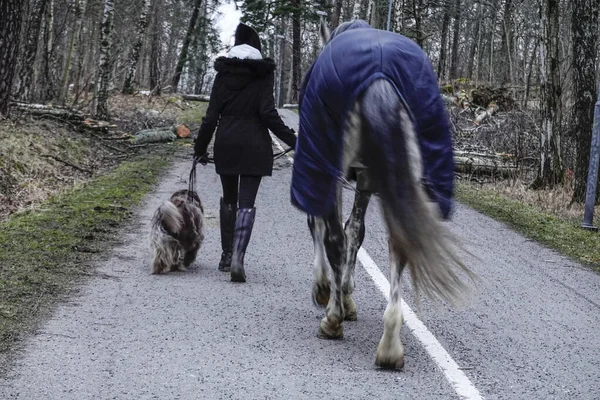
[[194, 23, 297, 283]]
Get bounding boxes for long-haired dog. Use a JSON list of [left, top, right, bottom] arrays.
[[149, 189, 205, 274]]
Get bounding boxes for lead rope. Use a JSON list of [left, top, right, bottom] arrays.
[[188, 158, 197, 201]]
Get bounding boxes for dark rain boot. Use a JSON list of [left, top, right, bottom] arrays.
[[218, 198, 237, 272], [230, 208, 256, 283]]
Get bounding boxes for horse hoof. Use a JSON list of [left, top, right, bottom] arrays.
[[312, 282, 330, 308], [375, 342, 405, 370], [375, 354, 405, 370], [343, 295, 357, 321], [318, 316, 343, 339]]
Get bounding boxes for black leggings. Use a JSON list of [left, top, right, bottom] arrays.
[[220, 175, 262, 209]]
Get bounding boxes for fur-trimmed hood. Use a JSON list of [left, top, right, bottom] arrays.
[[214, 56, 276, 90]]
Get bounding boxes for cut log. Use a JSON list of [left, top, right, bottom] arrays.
[[131, 127, 177, 144], [454, 150, 516, 177], [474, 102, 498, 125], [181, 94, 210, 102], [82, 119, 118, 131], [175, 123, 191, 138], [10, 102, 85, 121]]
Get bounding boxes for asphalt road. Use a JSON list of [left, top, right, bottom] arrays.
[[1, 109, 599, 399]]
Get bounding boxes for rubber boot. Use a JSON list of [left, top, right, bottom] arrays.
[[230, 208, 256, 283], [218, 198, 237, 272]]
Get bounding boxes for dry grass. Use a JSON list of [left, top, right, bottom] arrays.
[[466, 178, 596, 224], [0, 94, 208, 221], [457, 180, 600, 270]]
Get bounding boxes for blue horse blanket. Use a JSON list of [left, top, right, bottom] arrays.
[[290, 22, 455, 219]]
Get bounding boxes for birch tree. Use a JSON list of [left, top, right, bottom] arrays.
[[122, 0, 152, 94], [95, 0, 116, 119]]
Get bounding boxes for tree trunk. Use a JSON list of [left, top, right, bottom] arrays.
[[413, 0, 424, 47], [571, 0, 599, 202], [58, 0, 87, 103], [42, 0, 57, 101], [0, 0, 24, 115], [498, 0, 514, 86], [352, 0, 365, 19], [532, 0, 564, 189], [16, 0, 48, 103], [291, 0, 301, 102], [449, 0, 461, 80], [149, 0, 164, 95], [171, 0, 202, 92], [437, 2, 451, 80], [331, 0, 344, 29], [94, 0, 115, 119], [393, 0, 404, 33], [122, 0, 152, 94], [467, 1, 482, 80], [277, 18, 288, 108]]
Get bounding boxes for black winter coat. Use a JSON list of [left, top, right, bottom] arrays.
[[194, 56, 297, 176]]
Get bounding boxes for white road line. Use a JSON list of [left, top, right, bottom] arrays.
[[357, 248, 483, 400], [271, 131, 482, 400]]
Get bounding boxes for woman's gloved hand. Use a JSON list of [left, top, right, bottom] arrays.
[[194, 152, 209, 166]]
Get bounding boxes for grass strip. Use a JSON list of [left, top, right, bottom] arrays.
[[0, 153, 173, 355], [456, 183, 600, 271]]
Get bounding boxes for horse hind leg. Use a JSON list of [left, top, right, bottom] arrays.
[[318, 209, 346, 339], [375, 240, 406, 370], [342, 189, 371, 321], [308, 215, 331, 308]]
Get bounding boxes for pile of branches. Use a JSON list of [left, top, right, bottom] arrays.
[[444, 86, 540, 181]]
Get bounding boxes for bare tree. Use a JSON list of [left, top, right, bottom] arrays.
[[95, 0, 116, 119], [0, 0, 24, 115], [571, 0, 599, 202], [17, 0, 49, 103], [292, 0, 302, 102], [532, 0, 564, 189], [122, 0, 152, 94], [449, 0, 461, 79], [171, 0, 203, 92], [149, 0, 164, 95], [58, 0, 87, 103], [438, 1, 452, 80]]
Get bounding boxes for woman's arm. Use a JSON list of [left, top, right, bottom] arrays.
[[259, 72, 297, 149], [194, 75, 222, 156]]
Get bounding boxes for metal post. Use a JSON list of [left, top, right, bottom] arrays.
[[387, 0, 393, 31], [581, 85, 600, 231]]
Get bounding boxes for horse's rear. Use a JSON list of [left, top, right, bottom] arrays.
[[356, 79, 474, 368], [297, 20, 475, 370]]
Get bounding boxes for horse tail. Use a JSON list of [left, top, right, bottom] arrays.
[[359, 79, 474, 305]]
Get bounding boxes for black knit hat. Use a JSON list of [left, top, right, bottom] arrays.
[[234, 23, 262, 52]]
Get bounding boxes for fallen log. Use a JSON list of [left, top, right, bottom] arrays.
[[131, 127, 177, 144], [474, 102, 498, 125], [10, 102, 85, 121], [181, 94, 210, 102], [454, 151, 516, 177]]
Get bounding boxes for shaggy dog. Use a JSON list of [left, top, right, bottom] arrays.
[[149, 189, 205, 274]]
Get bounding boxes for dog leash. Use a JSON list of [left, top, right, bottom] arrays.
[[188, 158, 198, 201]]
